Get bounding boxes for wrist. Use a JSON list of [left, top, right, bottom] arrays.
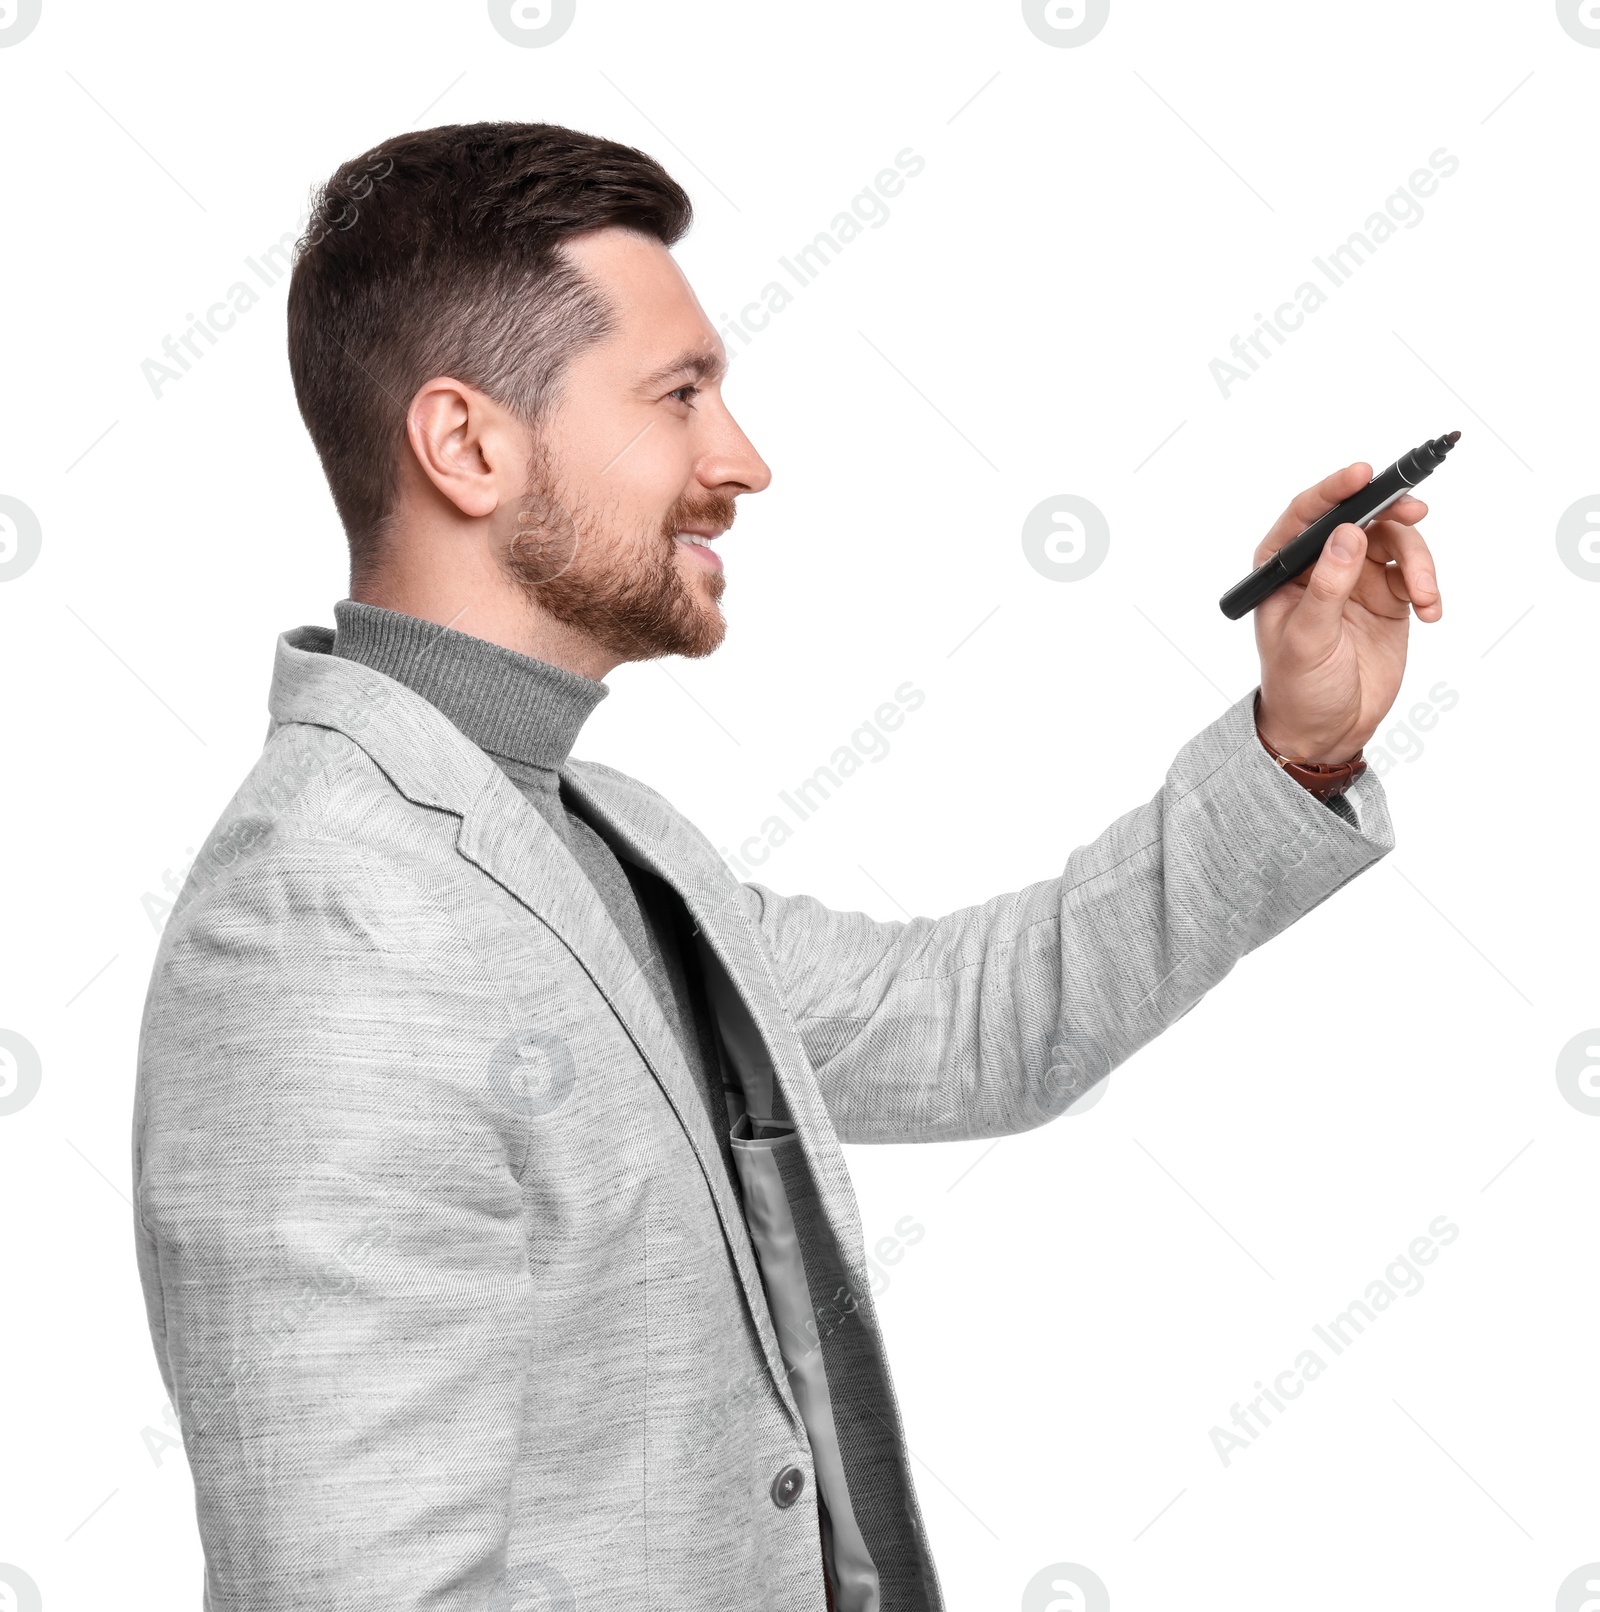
[[1253, 691, 1362, 766], [1254, 695, 1367, 800]]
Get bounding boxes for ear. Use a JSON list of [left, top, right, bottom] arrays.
[[404, 377, 526, 520]]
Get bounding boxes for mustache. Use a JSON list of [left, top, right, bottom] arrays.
[[661, 491, 738, 539]]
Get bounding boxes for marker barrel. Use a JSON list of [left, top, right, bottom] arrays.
[[1219, 433, 1458, 620]]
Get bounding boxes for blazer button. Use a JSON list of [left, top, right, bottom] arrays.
[[771, 1465, 806, 1509]]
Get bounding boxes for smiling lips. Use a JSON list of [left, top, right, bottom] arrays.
[[674, 530, 723, 569]]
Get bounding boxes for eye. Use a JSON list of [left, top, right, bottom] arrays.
[[667, 383, 700, 407]]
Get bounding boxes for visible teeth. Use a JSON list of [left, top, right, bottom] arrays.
[[677, 532, 710, 547]]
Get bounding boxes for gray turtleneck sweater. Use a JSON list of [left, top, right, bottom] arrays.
[[330, 599, 743, 1200]]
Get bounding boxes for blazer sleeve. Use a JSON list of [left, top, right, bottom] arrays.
[[132, 839, 529, 1611], [736, 688, 1396, 1145]]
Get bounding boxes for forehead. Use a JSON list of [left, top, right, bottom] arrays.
[[558, 225, 723, 378]]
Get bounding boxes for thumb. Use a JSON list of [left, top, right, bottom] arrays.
[[1294, 522, 1366, 641]]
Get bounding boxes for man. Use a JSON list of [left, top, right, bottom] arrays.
[[131, 122, 1441, 1612]]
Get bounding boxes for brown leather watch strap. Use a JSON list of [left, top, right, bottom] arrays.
[[1265, 746, 1367, 800], [1254, 695, 1367, 800]]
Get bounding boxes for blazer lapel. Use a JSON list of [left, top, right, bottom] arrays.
[[268, 627, 803, 1435], [557, 762, 877, 1296], [454, 771, 808, 1432]]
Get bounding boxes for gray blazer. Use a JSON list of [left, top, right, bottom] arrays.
[[131, 625, 1393, 1611]]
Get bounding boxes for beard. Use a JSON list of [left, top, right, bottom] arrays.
[[500, 439, 735, 664]]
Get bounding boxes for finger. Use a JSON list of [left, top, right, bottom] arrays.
[[1347, 557, 1414, 621], [1363, 516, 1429, 565], [1369, 495, 1428, 529], [1367, 517, 1442, 620], [1381, 561, 1417, 613], [1289, 522, 1368, 646], [1254, 463, 1371, 564]]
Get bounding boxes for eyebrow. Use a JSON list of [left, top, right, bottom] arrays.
[[638, 346, 728, 391]]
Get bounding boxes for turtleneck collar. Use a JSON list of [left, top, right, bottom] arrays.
[[330, 600, 609, 772]]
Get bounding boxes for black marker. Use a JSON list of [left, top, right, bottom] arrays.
[[1219, 431, 1461, 620]]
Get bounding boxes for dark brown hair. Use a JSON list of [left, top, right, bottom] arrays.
[[286, 121, 693, 583]]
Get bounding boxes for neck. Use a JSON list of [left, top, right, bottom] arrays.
[[352, 556, 621, 683], [330, 599, 609, 772]]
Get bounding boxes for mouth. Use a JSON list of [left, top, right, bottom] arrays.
[[673, 528, 724, 571]]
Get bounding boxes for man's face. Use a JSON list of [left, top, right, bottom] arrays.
[[500, 227, 771, 666]]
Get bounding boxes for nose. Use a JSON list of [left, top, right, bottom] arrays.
[[701, 400, 771, 498]]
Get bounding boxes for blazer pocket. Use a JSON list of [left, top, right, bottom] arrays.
[[729, 1112, 797, 1150]]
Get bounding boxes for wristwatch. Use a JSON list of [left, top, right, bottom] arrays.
[[1254, 694, 1367, 801]]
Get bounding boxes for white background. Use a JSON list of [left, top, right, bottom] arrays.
[[1, 2, 1595, 1608]]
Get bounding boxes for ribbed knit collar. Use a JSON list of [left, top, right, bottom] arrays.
[[330, 600, 608, 772]]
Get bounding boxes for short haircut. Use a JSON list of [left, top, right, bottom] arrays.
[[286, 121, 693, 584]]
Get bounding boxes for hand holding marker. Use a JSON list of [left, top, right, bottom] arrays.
[[1220, 432, 1461, 619]]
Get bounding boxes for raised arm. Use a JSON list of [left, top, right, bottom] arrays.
[[739, 687, 1393, 1145], [745, 459, 1444, 1145]]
